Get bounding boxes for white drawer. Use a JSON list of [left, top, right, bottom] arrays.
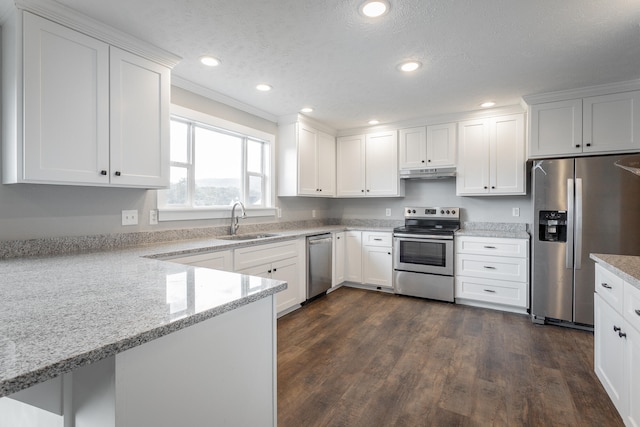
[[455, 236, 528, 258], [455, 276, 527, 308], [455, 253, 527, 283], [234, 240, 298, 271], [624, 281, 640, 332], [362, 231, 392, 247], [595, 263, 624, 313]]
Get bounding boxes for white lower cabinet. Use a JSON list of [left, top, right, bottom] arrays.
[[332, 232, 346, 288], [455, 236, 529, 314], [234, 239, 305, 315], [594, 263, 640, 427], [344, 231, 392, 289], [164, 250, 233, 271]]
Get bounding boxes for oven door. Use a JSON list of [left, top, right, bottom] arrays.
[[393, 236, 453, 276]]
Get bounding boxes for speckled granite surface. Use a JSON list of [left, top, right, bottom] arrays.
[[456, 222, 530, 239], [0, 245, 286, 398], [0, 224, 394, 398], [590, 254, 640, 290]]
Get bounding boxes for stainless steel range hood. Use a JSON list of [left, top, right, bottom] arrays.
[[399, 167, 456, 180]]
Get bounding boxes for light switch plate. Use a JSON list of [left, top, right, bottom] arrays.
[[512, 208, 520, 217], [385, 208, 391, 217], [149, 210, 158, 225]]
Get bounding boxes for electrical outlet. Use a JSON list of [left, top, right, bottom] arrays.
[[149, 209, 158, 225], [122, 210, 138, 226], [277, 207, 282, 218], [312, 209, 316, 218], [385, 208, 391, 217], [512, 207, 520, 217]]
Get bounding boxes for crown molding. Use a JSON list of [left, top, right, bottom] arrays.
[[13, 0, 181, 68], [523, 79, 640, 105]]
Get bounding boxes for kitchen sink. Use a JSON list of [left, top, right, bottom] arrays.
[[217, 233, 280, 241]]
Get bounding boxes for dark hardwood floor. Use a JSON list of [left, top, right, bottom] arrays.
[[277, 286, 623, 427]]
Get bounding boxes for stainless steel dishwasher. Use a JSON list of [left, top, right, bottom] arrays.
[[307, 233, 332, 300]]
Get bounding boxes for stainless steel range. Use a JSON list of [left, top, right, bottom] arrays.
[[393, 207, 460, 302]]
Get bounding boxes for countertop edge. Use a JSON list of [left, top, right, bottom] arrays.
[[590, 253, 640, 290]]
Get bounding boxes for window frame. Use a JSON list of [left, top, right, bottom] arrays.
[[158, 105, 276, 221]]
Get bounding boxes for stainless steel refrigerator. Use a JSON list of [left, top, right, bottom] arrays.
[[532, 154, 640, 326]]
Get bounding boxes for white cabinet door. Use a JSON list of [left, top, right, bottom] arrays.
[[363, 245, 392, 288], [529, 99, 583, 158], [583, 91, 640, 154], [22, 12, 110, 184], [332, 232, 345, 287], [317, 131, 336, 196], [490, 114, 525, 194], [365, 131, 398, 196], [399, 127, 427, 169], [594, 294, 628, 417], [110, 47, 170, 188], [457, 119, 490, 195], [297, 124, 318, 195], [426, 123, 456, 167], [627, 324, 640, 427], [337, 135, 366, 196], [345, 231, 363, 283], [167, 250, 233, 271], [272, 257, 302, 314]]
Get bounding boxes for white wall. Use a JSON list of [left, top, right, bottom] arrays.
[[329, 179, 533, 226]]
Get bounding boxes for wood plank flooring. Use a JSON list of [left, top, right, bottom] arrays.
[[277, 287, 623, 427]]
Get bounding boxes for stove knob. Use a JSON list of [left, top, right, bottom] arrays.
[[407, 209, 411, 214], [412, 209, 416, 213], [440, 210, 444, 214], [446, 210, 450, 214], [452, 210, 456, 214]]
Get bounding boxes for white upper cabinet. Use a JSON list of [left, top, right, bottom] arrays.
[[277, 120, 336, 197], [528, 89, 640, 158], [399, 123, 456, 169], [456, 113, 525, 196], [337, 131, 403, 197], [2, 6, 178, 188]]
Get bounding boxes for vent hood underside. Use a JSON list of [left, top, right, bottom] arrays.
[[399, 167, 456, 180]]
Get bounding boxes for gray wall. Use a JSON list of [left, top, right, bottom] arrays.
[[329, 179, 533, 226]]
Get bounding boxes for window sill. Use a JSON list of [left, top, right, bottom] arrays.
[[158, 208, 277, 222]]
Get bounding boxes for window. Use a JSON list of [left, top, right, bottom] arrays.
[[158, 106, 275, 221]]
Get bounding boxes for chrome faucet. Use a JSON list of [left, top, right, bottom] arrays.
[[230, 201, 247, 235]]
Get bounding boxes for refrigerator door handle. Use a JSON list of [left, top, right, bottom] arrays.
[[566, 178, 574, 269], [575, 178, 583, 269]]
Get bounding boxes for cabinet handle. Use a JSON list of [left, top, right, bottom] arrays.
[[483, 289, 496, 293], [619, 331, 627, 338], [387, 252, 391, 255], [421, 160, 425, 163], [115, 171, 121, 176], [366, 189, 370, 192], [100, 170, 107, 176], [601, 283, 612, 289], [268, 270, 272, 274], [273, 268, 277, 272], [491, 186, 495, 189], [484, 186, 488, 189], [361, 189, 365, 192], [483, 246, 497, 249], [586, 143, 591, 147], [374, 238, 383, 241], [614, 325, 621, 332], [635, 309, 640, 316], [483, 266, 496, 269], [337, 236, 341, 240], [575, 144, 581, 148], [427, 159, 431, 163]]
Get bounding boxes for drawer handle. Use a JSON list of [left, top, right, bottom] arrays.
[[601, 283, 612, 289], [483, 289, 496, 293], [483, 266, 496, 269], [635, 309, 640, 316], [373, 238, 383, 241], [483, 246, 496, 249], [619, 331, 627, 339], [614, 325, 621, 332]]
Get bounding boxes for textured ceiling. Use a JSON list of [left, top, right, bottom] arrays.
[[20, 0, 640, 129]]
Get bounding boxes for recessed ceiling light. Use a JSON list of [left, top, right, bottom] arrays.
[[199, 55, 221, 67], [480, 101, 496, 108], [256, 84, 272, 92], [399, 61, 422, 72], [301, 107, 314, 113], [360, 1, 389, 18], [368, 119, 380, 125]]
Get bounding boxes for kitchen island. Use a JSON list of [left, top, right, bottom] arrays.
[[0, 244, 287, 426]]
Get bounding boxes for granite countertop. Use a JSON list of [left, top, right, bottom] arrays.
[[590, 253, 640, 290], [455, 222, 530, 239], [0, 225, 394, 398]]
